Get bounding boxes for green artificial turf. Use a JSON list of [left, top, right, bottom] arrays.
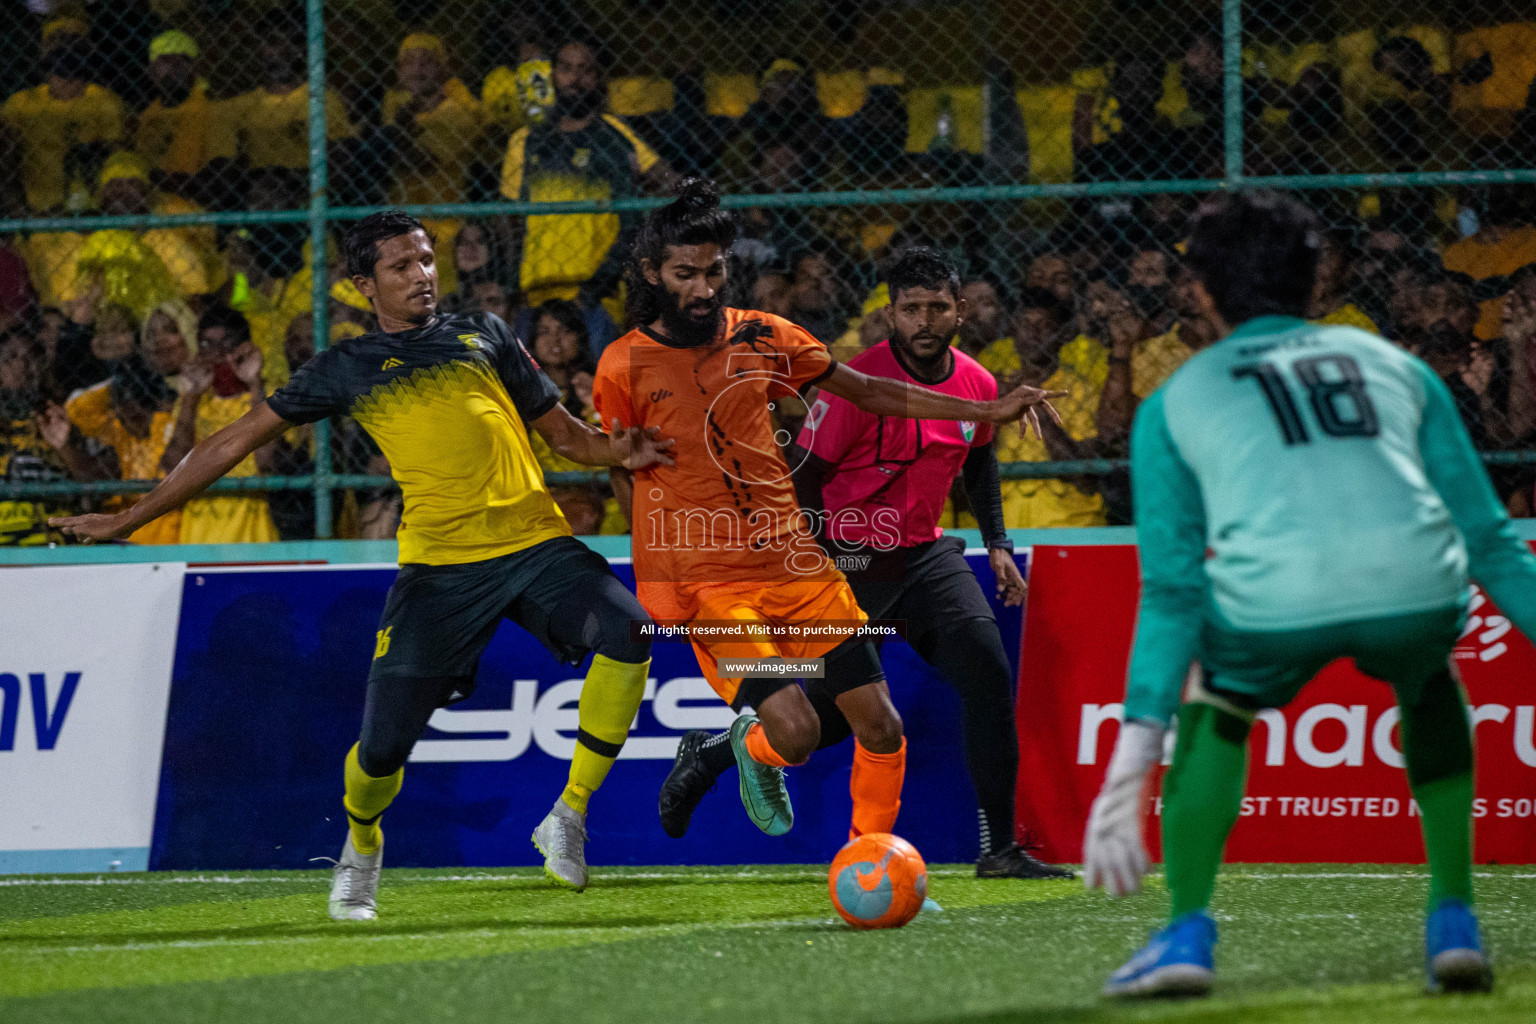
[[2, 864, 1533, 1023]]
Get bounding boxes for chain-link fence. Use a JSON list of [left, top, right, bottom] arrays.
[[2, 0, 1535, 544]]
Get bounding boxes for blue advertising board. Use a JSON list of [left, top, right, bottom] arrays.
[[149, 552, 1025, 870]]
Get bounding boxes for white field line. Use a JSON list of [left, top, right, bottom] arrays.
[[0, 869, 835, 888], [4, 869, 1535, 889]]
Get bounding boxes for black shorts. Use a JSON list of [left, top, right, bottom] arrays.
[[368, 535, 624, 695], [840, 535, 994, 648]]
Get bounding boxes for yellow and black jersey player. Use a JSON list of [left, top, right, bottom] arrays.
[[52, 211, 675, 917]]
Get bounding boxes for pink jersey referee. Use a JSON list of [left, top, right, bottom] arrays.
[[795, 340, 1001, 548], [772, 247, 1068, 878]]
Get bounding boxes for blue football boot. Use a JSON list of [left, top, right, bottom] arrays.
[[1103, 911, 1216, 998], [1426, 899, 1493, 993]]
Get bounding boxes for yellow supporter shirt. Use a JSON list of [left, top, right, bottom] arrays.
[[143, 194, 222, 299], [501, 114, 660, 301], [209, 85, 356, 170], [980, 335, 1108, 528], [1442, 227, 1536, 340], [1128, 327, 1196, 396], [979, 329, 1194, 528], [64, 383, 181, 545], [0, 415, 71, 546], [1, 82, 125, 211], [979, 334, 1107, 386], [231, 271, 313, 391], [134, 80, 220, 179], [176, 391, 280, 544], [24, 196, 217, 308], [22, 231, 86, 307], [980, 330, 1192, 398], [1314, 302, 1380, 334], [382, 79, 488, 206]]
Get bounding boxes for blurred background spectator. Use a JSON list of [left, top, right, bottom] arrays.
[[500, 36, 673, 335], [162, 306, 279, 544]]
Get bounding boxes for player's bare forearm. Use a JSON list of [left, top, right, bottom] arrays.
[[534, 404, 619, 465], [49, 403, 291, 541], [821, 363, 1064, 432], [822, 363, 989, 420], [532, 404, 674, 469]]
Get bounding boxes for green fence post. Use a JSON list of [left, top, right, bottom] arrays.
[[1223, 0, 1244, 183], [306, 0, 334, 539]]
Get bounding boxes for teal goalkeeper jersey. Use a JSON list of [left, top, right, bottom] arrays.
[[1124, 315, 1536, 725]]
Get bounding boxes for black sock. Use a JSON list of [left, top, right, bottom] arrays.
[[918, 618, 1019, 857], [978, 809, 1008, 858], [698, 730, 736, 777]]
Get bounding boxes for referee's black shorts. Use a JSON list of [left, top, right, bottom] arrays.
[[367, 535, 639, 702], [837, 535, 994, 649]]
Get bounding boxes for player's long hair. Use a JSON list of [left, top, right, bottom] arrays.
[[624, 178, 739, 329]]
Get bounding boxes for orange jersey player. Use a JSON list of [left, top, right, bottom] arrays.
[[593, 178, 1064, 845]]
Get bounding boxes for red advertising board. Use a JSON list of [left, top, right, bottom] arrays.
[[1015, 544, 1536, 864]]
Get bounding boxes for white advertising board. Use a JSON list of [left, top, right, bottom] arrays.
[[0, 563, 185, 873]]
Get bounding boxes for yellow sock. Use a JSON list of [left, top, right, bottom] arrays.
[[343, 743, 403, 856], [561, 655, 649, 815]]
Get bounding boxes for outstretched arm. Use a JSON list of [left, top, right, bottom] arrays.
[[1418, 363, 1536, 637], [532, 403, 675, 470], [49, 402, 292, 542], [817, 361, 1064, 437]]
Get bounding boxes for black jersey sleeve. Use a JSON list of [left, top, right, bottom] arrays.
[[266, 348, 350, 424], [481, 313, 562, 423]]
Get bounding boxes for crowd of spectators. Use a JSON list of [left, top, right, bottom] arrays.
[[3, 6, 1536, 543]]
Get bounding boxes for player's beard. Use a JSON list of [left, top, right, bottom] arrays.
[[658, 290, 725, 348], [889, 326, 955, 381]]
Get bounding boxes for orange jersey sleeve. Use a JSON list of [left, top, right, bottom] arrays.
[[761, 314, 836, 392], [592, 341, 637, 430]]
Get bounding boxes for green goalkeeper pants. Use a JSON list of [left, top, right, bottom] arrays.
[[1161, 603, 1474, 920]]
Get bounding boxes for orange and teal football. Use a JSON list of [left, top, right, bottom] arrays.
[[828, 833, 928, 930]]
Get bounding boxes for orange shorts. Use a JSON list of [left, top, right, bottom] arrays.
[[637, 577, 868, 706]]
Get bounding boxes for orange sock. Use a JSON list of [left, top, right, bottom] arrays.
[[849, 737, 906, 840], [744, 721, 803, 767]]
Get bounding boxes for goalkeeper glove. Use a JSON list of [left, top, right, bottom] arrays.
[[1082, 719, 1165, 898]]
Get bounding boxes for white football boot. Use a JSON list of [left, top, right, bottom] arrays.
[[328, 834, 383, 921], [532, 799, 589, 891]]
